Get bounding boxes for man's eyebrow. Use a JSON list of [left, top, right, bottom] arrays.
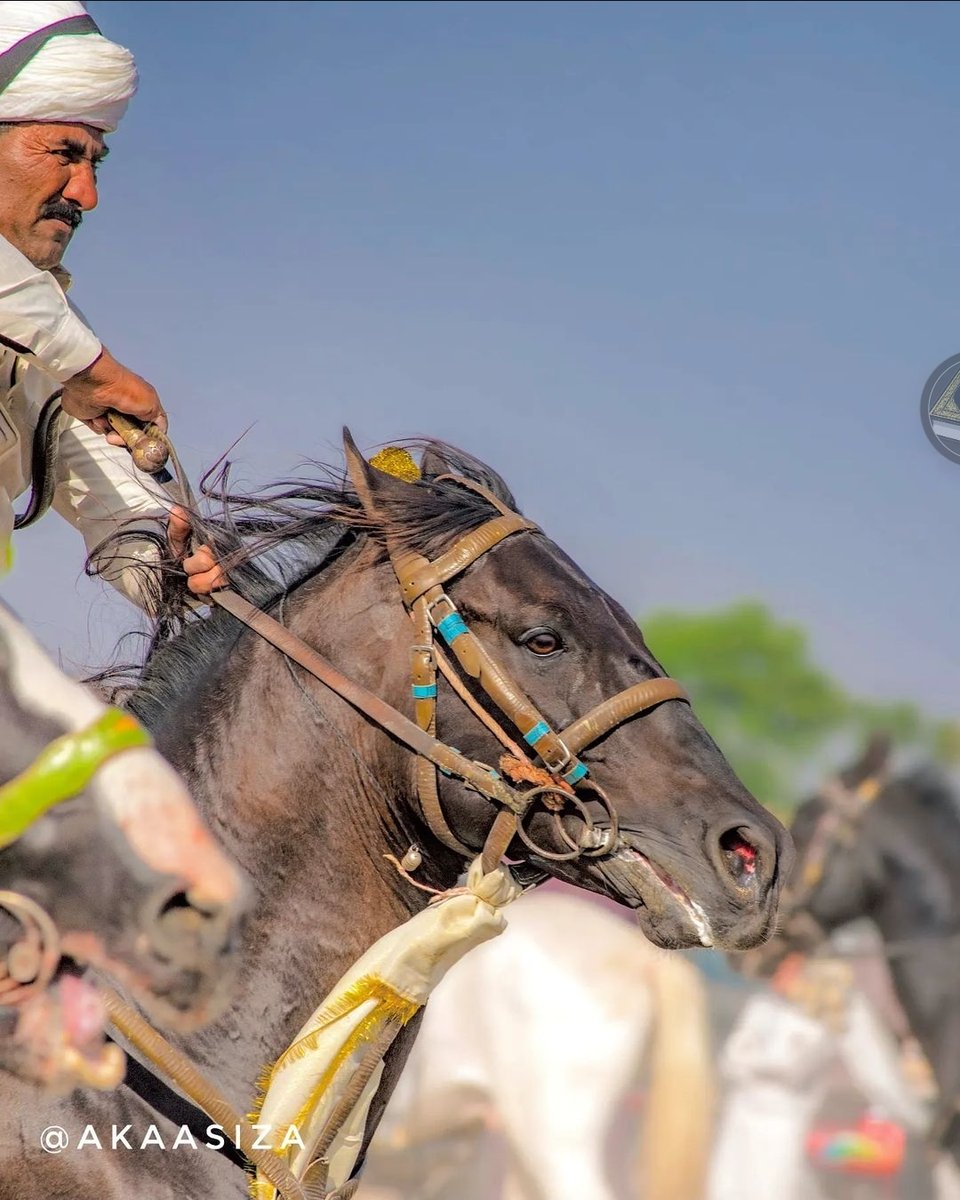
[[52, 137, 110, 163]]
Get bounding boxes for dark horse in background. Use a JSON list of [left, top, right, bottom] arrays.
[[1, 437, 791, 1198], [0, 601, 244, 1092], [764, 735, 960, 1180]]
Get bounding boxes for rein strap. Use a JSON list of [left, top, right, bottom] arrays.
[[209, 590, 529, 818]]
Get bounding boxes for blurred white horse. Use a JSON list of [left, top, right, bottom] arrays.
[[358, 888, 714, 1200]]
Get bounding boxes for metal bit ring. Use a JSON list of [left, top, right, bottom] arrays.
[[0, 891, 60, 1005]]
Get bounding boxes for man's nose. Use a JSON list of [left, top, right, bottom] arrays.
[[61, 164, 98, 211]]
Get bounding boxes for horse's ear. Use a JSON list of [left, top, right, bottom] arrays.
[[845, 731, 893, 788], [342, 428, 419, 516], [419, 441, 520, 511], [342, 428, 380, 518], [861, 731, 893, 777]]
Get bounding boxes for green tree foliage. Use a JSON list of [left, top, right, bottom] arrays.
[[641, 602, 958, 816]]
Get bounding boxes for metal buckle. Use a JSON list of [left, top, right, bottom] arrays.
[[542, 737, 572, 774], [426, 592, 458, 621]]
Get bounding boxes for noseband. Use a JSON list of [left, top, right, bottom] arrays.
[[0, 708, 151, 1005]]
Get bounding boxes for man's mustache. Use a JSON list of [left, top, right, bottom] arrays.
[[39, 201, 82, 230]]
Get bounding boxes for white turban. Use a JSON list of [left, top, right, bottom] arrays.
[[0, 2, 136, 133]]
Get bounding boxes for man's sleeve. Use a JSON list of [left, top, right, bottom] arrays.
[[51, 414, 168, 611], [0, 235, 101, 382]]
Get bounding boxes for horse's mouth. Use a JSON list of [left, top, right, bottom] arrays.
[[9, 961, 124, 1091], [594, 843, 716, 948], [60, 929, 229, 1034]]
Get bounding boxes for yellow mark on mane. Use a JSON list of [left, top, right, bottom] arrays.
[[369, 447, 421, 483]]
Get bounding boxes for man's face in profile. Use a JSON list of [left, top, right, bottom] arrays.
[[0, 122, 106, 270]]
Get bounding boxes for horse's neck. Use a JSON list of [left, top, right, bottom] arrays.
[[184, 851, 412, 1104], [180, 743, 418, 1102], [156, 585, 425, 1104]]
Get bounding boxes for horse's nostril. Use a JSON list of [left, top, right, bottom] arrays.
[[145, 886, 234, 966], [710, 825, 763, 892], [719, 828, 759, 884]]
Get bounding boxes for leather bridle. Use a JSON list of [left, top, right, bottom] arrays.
[[214, 453, 690, 878], [789, 773, 884, 911], [50, 438, 693, 1197], [20, 406, 691, 875], [745, 773, 886, 974], [370, 469, 689, 869]]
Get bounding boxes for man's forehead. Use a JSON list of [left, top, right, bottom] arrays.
[[27, 122, 107, 156]]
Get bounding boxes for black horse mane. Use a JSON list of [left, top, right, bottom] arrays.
[[91, 440, 520, 731]]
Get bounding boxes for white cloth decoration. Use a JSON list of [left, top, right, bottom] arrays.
[[251, 858, 521, 1198]]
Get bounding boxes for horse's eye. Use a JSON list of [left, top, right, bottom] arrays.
[[520, 628, 563, 657]]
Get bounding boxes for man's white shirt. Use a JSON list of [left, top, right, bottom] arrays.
[[0, 232, 165, 607]]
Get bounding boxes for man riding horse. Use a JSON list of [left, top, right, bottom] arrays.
[[0, 0, 220, 600]]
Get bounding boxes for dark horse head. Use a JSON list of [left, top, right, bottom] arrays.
[[130, 435, 790, 953], [0, 603, 246, 1090], [782, 734, 960, 1154]]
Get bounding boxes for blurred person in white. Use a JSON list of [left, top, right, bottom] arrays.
[[708, 926, 939, 1200], [0, 1, 221, 602]]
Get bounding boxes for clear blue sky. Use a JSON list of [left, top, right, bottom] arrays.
[[6, 0, 958, 718]]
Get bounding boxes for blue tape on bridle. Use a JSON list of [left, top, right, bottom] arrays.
[[563, 761, 589, 785], [431, 608, 592, 788], [436, 613, 469, 644], [523, 721, 550, 747]]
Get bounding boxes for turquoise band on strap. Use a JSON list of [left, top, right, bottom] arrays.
[[437, 613, 469, 643], [563, 761, 589, 785], [412, 684, 438, 699], [438, 748, 461, 778], [523, 721, 551, 746]]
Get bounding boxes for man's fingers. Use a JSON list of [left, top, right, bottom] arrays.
[[61, 346, 164, 428], [186, 566, 228, 595], [183, 545, 218, 574], [167, 505, 191, 556], [184, 548, 227, 594], [166, 509, 227, 593]]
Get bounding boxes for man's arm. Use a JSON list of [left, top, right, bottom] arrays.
[[51, 413, 169, 612], [0, 233, 162, 433], [0, 235, 223, 600], [52, 415, 227, 608]]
